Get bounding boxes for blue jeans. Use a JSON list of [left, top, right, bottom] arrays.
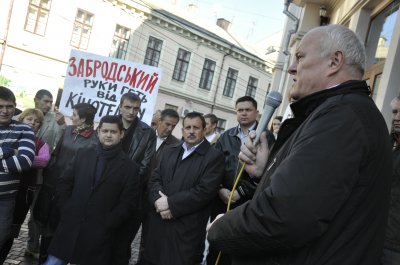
[[382, 248, 400, 265], [43, 255, 67, 265], [0, 199, 15, 250]]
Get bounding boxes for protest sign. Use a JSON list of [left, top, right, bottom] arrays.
[[59, 49, 162, 125]]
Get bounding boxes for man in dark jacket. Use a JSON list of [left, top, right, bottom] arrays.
[[113, 92, 156, 264], [208, 24, 392, 265], [382, 96, 400, 264], [207, 96, 274, 265], [144, 112, 224, 265], [136, 109, 180, 265], [44, 115, 139, 265]]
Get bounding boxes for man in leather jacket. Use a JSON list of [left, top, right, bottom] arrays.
[[207, 96, 274, 265], [111, 92, 156, 265]]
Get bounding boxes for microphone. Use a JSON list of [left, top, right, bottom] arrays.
[[253, 91, 282, 145]]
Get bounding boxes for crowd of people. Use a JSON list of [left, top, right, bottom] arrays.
[[0, 24, 399, 265]]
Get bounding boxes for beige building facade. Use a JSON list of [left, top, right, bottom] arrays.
[[0, 0, 273, 137]]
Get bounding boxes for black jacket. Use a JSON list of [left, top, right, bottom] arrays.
[[208, 81, 392, 265], [48, 145, 139, 265], [384, 135, 400, 252], [145, 140, 224, 265], [123, 119, 156, 183], [215, 124, 275, 203]]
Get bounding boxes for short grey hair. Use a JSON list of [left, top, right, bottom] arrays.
[[319, 25, 366, 77], [391, 96, 400, 106]]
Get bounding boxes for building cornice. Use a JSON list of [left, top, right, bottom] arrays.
[[104, 0, 273, 73]]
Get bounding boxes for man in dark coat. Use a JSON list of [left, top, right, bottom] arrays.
[[144, 112, 224, 265], [136, 108, 180, 265], [113, 92, 156, 264], [45, 115, 139, 265], [207, 25, 392, 265], [382, 96, 400, 264]]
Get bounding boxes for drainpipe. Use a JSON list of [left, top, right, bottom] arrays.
[[282, 0, 299, 56], [277, 0, 299, 97], [211, 46, 233, 113], [0, 0, 14, 72]]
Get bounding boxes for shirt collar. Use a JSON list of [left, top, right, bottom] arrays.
[[182, 139, 204, 153]]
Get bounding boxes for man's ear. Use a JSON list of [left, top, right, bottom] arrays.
[[120, 130, 125, 139], [328, 50, 345, 74]]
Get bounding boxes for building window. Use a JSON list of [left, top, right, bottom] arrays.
[[366, 0, 400, 67], [144, 36, 163, 67], [217, 118, 226, 133], [199, 59, 216, 90], [223, 68, 238, 98], [24, 0, 52, 36], [173, 49, 191, 82], [246, 77, 258, 98], [70, 9, 94, 50], [110, 25, 130, 59]]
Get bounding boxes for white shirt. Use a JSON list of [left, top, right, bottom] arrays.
[[156, 136, 166, 151], [206, 131, 219, 143], [181, 140, 204, 160], [238, 122, 257, 144]]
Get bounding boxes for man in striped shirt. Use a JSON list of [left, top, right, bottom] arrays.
[[0, 86, 35, 259]]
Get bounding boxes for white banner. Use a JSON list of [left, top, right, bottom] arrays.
[[59, 49, 162, 125]]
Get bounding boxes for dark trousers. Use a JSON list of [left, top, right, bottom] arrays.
[[207, 198, 231, 265], [382, 248, 400, 265], [111, 213, 142, 265], [0, 183, 35, 263], [39, 236, 52, 264]]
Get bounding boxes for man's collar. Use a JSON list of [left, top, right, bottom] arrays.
[[182, 140, 204, 151], [290, 80, 369, 119], [237, 121, 257, 134]]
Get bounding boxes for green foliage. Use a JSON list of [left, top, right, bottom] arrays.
[[0, 75, 11, 86]]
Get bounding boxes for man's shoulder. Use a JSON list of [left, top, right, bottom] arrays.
[[220, 126, 238, 137], [138, 120, 151, 129], [216, 126, 239, 145], [138, 120, 154, 132], [138, 120, 156, 137], [166, 134, 180, 144], [4, 120, 32, 132]]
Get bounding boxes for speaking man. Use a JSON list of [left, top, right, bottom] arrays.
[[208, 24, 392, 265]]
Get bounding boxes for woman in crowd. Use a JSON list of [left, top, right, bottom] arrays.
[[270, 116, 282, 140], [34, 103, 97, 264], [0, 108, 50, 261]]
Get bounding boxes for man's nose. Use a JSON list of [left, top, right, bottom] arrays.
[[288, 62, 297, 75]]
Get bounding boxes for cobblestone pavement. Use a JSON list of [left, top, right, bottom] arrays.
[[4, 215, 141, 265]]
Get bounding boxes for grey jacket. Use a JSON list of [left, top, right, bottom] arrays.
[[37, 111, 65, 152]]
